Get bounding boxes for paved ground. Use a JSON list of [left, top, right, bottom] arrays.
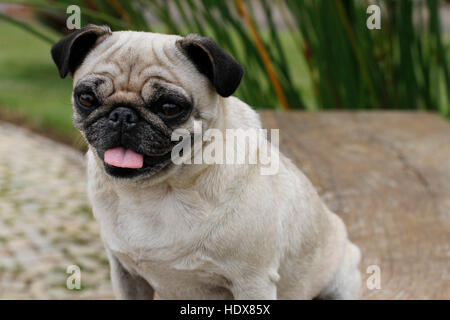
[[262, 111, 450, 299], [1, 112, 449, 300], [0, 121, 113, 299]]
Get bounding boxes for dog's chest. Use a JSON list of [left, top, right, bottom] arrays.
[[97, 186, 209, 253], [113, 248, 231, 299], [93, 185, 229, 294]]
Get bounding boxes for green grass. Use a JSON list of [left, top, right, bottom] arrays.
[[0, 22, 81, 146]]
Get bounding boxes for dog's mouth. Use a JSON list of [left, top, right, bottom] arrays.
[[104, 147, 145, 169], [96, 147, 173, 178]]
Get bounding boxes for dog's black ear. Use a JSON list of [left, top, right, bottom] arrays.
[[176, 34, 244, 97], [51, 25, 112, 78]]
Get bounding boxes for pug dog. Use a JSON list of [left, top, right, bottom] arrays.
[[51, 25, 361, 300]]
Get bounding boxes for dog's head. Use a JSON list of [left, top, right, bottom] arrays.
[[51, 25, 244, 179]]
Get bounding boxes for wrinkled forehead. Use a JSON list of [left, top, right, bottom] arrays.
[[73, 31, 206, 95]]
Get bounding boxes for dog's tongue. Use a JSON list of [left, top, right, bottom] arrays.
[[104, 147, 144, 169]]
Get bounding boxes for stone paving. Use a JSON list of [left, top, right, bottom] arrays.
[[0, 121, 113, 299], [2, 113, 449, 300]]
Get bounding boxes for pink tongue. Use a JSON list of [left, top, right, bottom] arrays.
[[104, 147, 144, 169]]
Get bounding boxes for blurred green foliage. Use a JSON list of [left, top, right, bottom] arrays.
[[0, 22, 80, 144], [1, 0, 449, 118]]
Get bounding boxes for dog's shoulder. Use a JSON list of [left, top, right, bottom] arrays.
[[223, 96, 262, 130]]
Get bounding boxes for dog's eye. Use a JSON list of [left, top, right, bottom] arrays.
[[78, 93, 97, 108], [159, 103, 182, 118]]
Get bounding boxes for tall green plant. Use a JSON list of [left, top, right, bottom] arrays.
[[284, 0, 449, 115], [1, 0, 449, 117]]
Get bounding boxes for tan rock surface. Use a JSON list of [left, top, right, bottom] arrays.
[[261, 111, 450, 299]]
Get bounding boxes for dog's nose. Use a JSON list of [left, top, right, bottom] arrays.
[[108, 107, 138, 130]]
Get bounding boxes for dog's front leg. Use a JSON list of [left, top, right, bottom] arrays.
[[231, 276, 277, 300], [106, 249, 155, 300]]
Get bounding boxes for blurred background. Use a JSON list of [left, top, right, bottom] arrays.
[[0, 0, 449, 299], [0, 0, 449, 149]]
